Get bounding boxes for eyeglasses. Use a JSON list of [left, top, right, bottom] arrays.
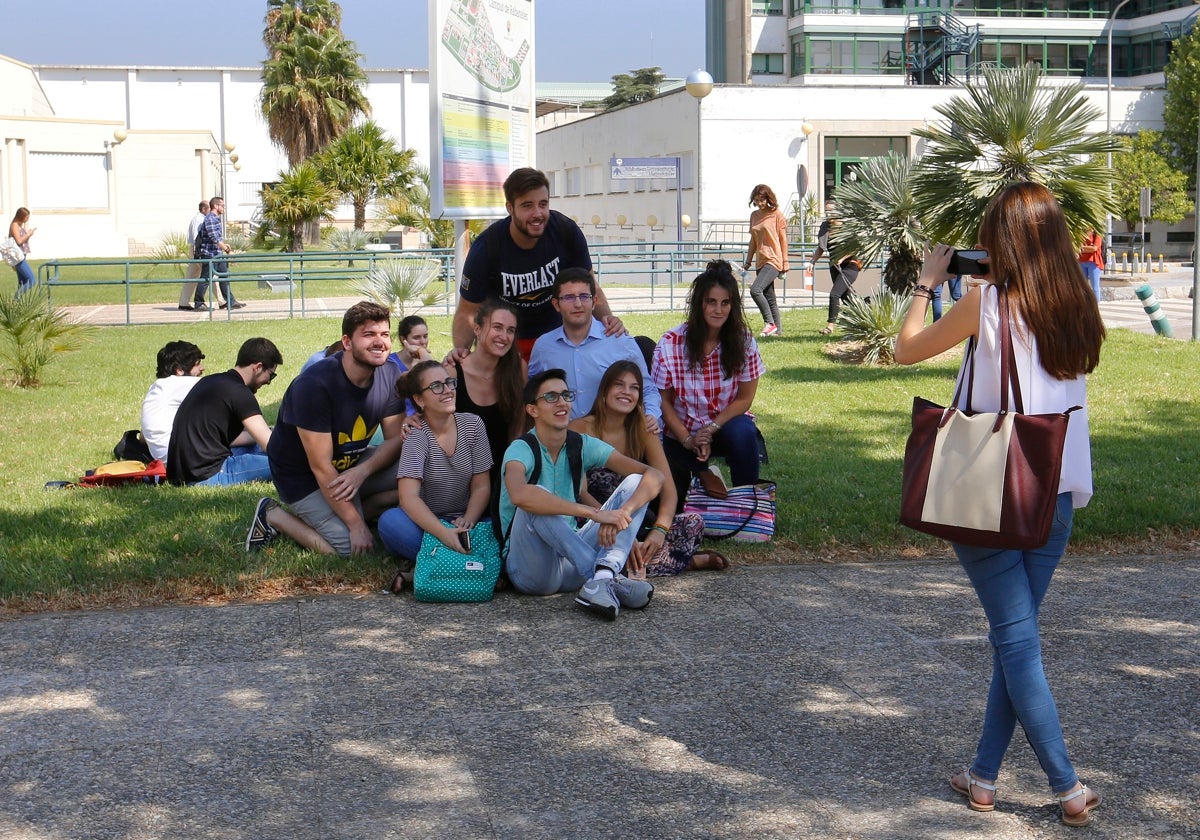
[[420, 377, 458, 395], [529, 389, 577, 404], [264, 367, 278, 381], [557, 293, 593, 305]]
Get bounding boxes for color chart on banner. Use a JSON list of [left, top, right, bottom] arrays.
[[440, 94, 526, 210]]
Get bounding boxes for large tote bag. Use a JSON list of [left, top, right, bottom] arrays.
[[684, 480, 776, 542], [900, 290, 1079, 550]]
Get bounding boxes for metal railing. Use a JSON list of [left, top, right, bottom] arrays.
[[35, 241, 859, 326]]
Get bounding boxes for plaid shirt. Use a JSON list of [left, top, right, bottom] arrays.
[[651, 324, 764, 438], [196, 212, 224, 258]]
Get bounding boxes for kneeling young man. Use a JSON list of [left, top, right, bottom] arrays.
[[499, 369, 664, 620]]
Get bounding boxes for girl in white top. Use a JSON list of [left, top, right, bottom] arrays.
[[895, 182, 1105, 827]]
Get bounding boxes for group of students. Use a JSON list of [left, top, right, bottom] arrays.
[[371, 258, 764, 619]]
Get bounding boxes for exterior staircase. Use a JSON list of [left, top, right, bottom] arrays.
[[904, 12, 980, 86]]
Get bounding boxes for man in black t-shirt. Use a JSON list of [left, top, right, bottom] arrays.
[[166, 338, 282, 485], [250, 301, 406, 557], [450, 167, 624, 361]]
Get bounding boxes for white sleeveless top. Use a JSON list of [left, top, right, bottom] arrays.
[[952, 284, 1093, 508]]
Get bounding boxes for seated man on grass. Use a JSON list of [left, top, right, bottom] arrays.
[[141, 340, 205, 463], [499, 369, 664, 620], [247, 301, 406, 556], [166, 338, 280, 486]]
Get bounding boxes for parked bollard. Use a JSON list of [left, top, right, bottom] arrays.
[[1135, 284, 1175, 338], [1120, 252, 1128, 272], [1133, 253, 1141, 274], [1158, 253, 1165, 272]]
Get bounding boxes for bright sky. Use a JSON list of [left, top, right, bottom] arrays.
[[7, 0, 707, 83]]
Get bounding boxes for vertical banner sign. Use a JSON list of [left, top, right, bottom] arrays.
[[429, 0, 535, 219]]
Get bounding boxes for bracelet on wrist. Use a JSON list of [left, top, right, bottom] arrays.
[[652, 524, 670, 538], [708, 420, 722, 431]]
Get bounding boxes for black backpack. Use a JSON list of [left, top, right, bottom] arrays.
[[499, 430, 584, 546]]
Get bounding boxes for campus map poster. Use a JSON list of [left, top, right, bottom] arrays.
[[429, 0, 535, 219]]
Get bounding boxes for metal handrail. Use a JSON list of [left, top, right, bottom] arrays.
[[35, 241, 854, 326]]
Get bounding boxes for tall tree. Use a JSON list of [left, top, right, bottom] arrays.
[[259, 162, 339, 252], [259, 1, 369, 168], [263, 0, 341, 51], [1162, 24, 1200, 178], [912, 65, 1118, 247], [601, 67, 665, 111], [826, 154, 924, 294], [1111, 130, 1191, 232], [314, 121, 417, 230]]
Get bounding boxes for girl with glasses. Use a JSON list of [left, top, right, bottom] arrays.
[[378, 360, 492, 588]]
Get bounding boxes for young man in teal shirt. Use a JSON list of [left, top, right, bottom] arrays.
[[499, 369, 664, 620]]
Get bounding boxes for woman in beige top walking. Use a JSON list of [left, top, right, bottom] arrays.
[[741, 184, 788, 337]]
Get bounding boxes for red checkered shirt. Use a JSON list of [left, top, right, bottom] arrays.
[[651, 324, 764, 438]]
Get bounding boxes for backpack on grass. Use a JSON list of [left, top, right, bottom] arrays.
[[76, 459, 167, 487]]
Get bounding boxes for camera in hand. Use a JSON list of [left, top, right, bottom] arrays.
[[948, 249, 989, 276]]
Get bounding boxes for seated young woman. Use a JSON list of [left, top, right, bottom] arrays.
[[570, 360, 729, 575], [377, 360, 493, 586], [651, 259, 766, 502]]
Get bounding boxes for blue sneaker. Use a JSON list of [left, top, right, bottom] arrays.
[[611, 575, 654, 609], [575, 578, 619, 620], [245, 497, 279, 552]]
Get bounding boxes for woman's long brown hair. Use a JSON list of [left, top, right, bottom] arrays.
[[977, 182, 1105, 379], [585, 360, 652, 463], [685, 260, 750, 379]]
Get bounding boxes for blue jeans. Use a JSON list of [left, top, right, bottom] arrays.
[[662, 413, 762, 502], [506, 474, 648, 595], [14, 260, 35, 296], [1079, 262, 1101, 300], [192, 445, 271, 486], [378, 506, 430, 561], [930, 275, 963, 322], [954, 493, 1078, 792], [195, 260, 236, 307]]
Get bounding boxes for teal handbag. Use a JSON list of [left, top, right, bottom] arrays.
[[413, 520, 501, 603]]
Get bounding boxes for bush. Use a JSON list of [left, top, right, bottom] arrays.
[[836, 290, 909, 365], [349, 257, 447, 317], [0, 288, 96, 388]]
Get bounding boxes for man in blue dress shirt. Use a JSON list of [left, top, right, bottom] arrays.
[[528, 268, 661, 434]]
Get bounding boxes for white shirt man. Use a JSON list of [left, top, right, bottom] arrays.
[[141, 340, 205, 462]]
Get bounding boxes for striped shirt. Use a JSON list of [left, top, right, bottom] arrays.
[[396, 412, 492, 518]]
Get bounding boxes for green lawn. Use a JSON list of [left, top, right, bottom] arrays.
[[1, 306, 1197, 610]]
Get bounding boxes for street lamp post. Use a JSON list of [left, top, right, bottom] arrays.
[[1107, 0, 1133, 249], [685, 70, 713, 244]]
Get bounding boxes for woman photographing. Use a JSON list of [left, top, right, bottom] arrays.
[[895, 182, 1104, 827]]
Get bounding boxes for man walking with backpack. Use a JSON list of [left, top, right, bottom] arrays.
[[498, 369, 663, 620]]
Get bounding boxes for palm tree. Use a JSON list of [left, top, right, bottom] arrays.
[[314, 121, 417, 230], [826, 153, 924, 294], [912, 65, 1118, 247], [263, 0, 341, 52], [259, 13, 369, 168], [0, 288, 95, 389], [375, 164, 486, 249], [349, 257, 448, 318], [260, 162, 339, 252]]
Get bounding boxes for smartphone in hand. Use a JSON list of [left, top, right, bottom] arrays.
[[458, 530, 471, 553]]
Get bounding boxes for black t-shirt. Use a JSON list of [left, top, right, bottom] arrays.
[[167, 370, 262, 484], [459, 209, 592, 340], [267, 353, 404, 504]]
